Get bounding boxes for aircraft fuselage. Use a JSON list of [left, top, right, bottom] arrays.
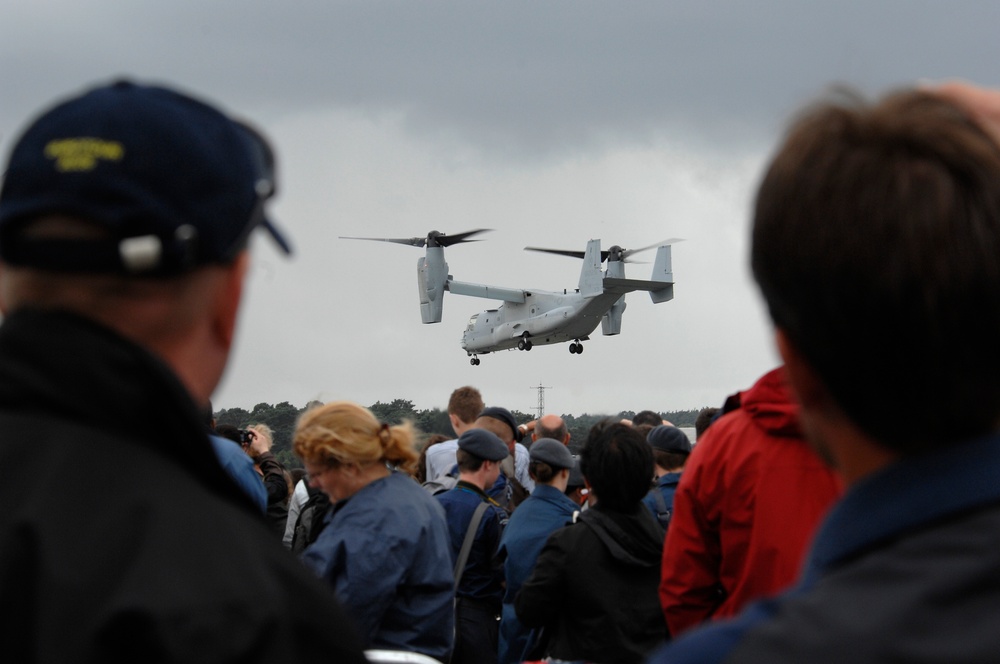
[[460, 288, 622, 353]]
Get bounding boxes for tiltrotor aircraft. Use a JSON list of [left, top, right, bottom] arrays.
[[341, 230, 679, 365]]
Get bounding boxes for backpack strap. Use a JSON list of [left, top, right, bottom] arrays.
[[454, 501, 489, 584], [652, 488, 671, 529]]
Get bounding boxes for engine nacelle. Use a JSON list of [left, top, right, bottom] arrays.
[[417, 247, 449, 324], [601, 296, 626, 335]]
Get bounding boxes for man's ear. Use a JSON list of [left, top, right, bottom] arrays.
[[775, 328, 827, 410], [212, 252, 249, 349]]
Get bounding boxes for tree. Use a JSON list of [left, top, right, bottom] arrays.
[[416, 408, 453, 437], [370, 399, 419, 426]]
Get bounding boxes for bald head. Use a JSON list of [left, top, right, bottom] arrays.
[[534, 413, 569, 445]]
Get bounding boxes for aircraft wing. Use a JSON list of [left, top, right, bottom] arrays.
[[446, 280, 527, 303], [603, 277, 675, 294]]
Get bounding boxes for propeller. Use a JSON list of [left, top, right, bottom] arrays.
[[525, 238, 683, 263], [340, 229, 492, 248]]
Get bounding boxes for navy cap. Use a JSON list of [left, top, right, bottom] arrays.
[[647, 425, 692, 454], [0, 80, 291, 275], [529, 438, 574, 470], [479, 406, 522, 442], [458, 428, 509, 461]]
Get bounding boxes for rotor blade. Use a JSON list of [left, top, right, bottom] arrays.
[[621, 238, 685, 260], [434, 229, 493, 247], [340, 228, 494, 248], [340, 235, 429, 247], [524, 247, 612, 262]]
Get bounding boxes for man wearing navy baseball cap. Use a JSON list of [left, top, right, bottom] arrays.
[[642, 424, 693, 532], [436, 428, 511, 664], [0, 80, 366, 661]]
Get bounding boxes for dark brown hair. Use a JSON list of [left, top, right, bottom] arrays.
[[752, 88, 1000, 453]]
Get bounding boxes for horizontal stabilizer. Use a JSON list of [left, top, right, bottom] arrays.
[[603, 277, 675, 295]]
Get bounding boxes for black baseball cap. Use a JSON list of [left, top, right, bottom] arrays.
[[0, 79, 290, 275], [479, 406, 522, 442]]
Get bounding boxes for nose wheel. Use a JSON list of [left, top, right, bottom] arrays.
[[470, 355, 481, 366], [569, 340, 584, 354]]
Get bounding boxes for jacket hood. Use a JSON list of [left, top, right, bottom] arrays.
[[740, 366, 802, 438], [580, 504, 663, 568]]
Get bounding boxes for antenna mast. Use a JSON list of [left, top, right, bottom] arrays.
[[530, 383, 552, 420]]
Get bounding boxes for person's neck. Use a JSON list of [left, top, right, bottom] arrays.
[[459, 469, 491, 492], [799, 404, 896, 487], [547, 476, 569, 493]]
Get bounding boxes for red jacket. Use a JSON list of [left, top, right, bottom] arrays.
[[659, 367, 842, 636]]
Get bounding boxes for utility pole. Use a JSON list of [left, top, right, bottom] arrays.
[[530, 383, 552, 420]]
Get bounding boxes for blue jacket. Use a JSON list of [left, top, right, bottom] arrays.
[[497, 484, 580, 664], [209, 434, 266, 512], [436, 480, 508, 607], [301, 471, 454, 659], [642, 471, 681, 530], [648, 433, 1000, 663]]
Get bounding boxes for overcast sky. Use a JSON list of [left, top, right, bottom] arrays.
[[3, 2, 998, 418]]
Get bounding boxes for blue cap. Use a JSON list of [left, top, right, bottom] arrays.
[[529, 438, 574, 470], [647, 425, 692, 454], [458, 428, 509, 461], [0, 80, 290, 275]]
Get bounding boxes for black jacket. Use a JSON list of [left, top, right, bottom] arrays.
[[0, 309, 367, 663], [515, 503, 669, 664]]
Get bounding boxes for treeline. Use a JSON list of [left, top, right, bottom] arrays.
[[215, 399, 704, 469]]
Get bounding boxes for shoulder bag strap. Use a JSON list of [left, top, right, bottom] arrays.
[[454, 501, 490, 583]]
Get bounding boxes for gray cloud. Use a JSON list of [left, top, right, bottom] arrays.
[[2, 1, 998, 415]]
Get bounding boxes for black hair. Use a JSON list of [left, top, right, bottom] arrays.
[[579, 419, 653, 511], [632, 410, 663, 427]]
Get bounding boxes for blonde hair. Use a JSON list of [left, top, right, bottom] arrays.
[[248, 422, 274, 445], [293, 401, 419, 476]]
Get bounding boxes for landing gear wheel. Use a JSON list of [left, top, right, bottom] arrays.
[[470, 356, 481, 366], [518, 339, 526, 351], [524, 340, 533, 351], [569, 342, 580, 354]]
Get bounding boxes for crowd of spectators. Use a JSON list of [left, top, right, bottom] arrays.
[[5, 76, 1000, 664]]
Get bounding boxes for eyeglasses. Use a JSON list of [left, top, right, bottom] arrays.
[[305, 465, 336, 482]]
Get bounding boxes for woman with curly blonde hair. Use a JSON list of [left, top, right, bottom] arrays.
[[294, 401, 454, 660]]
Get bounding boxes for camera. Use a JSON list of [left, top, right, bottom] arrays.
[[238, 429, 255, 446]]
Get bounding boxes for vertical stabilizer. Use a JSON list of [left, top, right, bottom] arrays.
[[578, 239, 604, 298], [649, 244, 674, 304]]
